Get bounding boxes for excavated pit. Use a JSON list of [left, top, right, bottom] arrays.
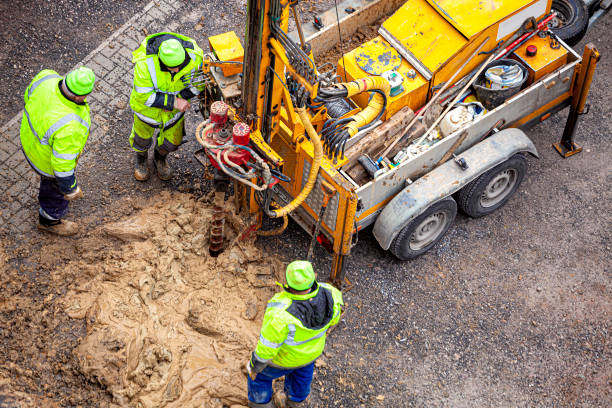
[[59, 191, 281, 407]]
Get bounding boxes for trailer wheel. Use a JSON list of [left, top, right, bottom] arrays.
[[549, 0, 589, 46], [458, 154, 527, 218], [390, 197, 457, 260]]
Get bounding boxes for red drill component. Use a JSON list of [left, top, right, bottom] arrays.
[[232, 122, 251, 145], [210, 101, 229, 127], [209, 200, 225, 257], [204, 120, 252, 170]]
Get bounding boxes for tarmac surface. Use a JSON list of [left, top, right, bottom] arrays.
[[0, 0, 610, 407]]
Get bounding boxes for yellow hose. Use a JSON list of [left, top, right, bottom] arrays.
[[270, 107, 323, 218], [341, 76, 390, 137]]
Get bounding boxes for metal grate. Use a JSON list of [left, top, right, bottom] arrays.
[[301, 159, 339, 229]]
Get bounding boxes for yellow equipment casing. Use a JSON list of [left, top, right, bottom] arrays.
[[208, 31, 244, 76]]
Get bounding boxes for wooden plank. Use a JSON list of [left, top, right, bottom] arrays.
[[342, 106, 415, 173]]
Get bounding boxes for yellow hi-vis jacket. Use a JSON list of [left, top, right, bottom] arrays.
[[129, 32, 204, 128], [250, 282, 344, 371], [20, 69, 90, 193]]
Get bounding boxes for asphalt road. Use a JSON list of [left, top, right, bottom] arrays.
[[1, 1, 610, 407]]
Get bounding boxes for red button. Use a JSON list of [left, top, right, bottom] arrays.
[[526, 45, 537, 57]]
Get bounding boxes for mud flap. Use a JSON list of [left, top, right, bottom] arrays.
[[372, 128, 539, 250]]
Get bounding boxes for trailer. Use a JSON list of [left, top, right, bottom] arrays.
[[193, 0, 599, 287]]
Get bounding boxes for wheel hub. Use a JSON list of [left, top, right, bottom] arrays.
[[480, 169, 517, 208], [409, 212, 447, 250]]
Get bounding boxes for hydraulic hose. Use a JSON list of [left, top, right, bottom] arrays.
[[342, 77, 390, 137], [269, 107, 323, 218], [316, 76, 390, 159]]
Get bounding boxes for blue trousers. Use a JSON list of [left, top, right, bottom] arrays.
[[247, 362, 315, 404], [39, 177, 69, 220]]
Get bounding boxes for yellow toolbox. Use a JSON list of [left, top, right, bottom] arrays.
[[512, 34, 568, 84]]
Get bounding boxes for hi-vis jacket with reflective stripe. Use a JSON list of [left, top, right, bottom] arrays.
[[19, 69, 90, 193], [129, 32, 204, 128], [252, 282, 343, 370]]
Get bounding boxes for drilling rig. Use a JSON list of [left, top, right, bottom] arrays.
[[190, 0, 599, 287]]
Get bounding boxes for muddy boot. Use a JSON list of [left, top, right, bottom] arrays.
[[37, 214, 78, 236], [248, 401, 276, 408], [286, 398, 308, 408], [154, 149, 174, 181], [133, 151, 150, 181]]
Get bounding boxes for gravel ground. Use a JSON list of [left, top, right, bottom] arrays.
[[1, 1, 611, 407]]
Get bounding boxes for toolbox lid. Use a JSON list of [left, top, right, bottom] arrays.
[[380, 0, 467, 78], [425, 0, 544, 39]]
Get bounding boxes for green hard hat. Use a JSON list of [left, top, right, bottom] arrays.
[[286, 260, 315, 291], [65, 67, 95, 95], [159, 39, 185, 67]]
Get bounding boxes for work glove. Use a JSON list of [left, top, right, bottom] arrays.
[[174, 97, 191, 112], [246, 361, 257, 381], [64, 186, 84, 201]]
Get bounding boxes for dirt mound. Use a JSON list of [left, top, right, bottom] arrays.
[[61, 192, 281, 407]]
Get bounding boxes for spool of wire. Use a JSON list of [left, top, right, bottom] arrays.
[[324, 98, 352, 118]]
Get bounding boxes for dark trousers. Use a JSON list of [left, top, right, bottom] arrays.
[[247, 362, 315, 404], [39, 177, 69, 221]]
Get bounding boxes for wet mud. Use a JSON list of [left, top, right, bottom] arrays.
[[2, 192, 282, 408], [64, 192, 281, 407]]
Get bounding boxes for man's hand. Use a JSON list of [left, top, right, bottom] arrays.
[[246, 361, 257, 381], [64, 186, 84, 201], [174, 97, 191, 112]]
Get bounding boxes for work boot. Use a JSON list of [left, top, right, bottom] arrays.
[[37, 215, 78, 236], [133, 151, 150, 181], [248, 400, 276, 408], [286, 398, 309, 408], [154, 149, 174, 181]]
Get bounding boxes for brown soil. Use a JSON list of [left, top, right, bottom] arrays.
[[2, 192, 283, 407], [316, 15, 390, 70]]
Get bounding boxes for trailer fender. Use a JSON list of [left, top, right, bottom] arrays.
[[373, 128, 539, 250]]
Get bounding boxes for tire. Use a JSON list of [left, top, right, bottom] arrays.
[[550, 0, 589, 46], [457, 154, 527, 218], [390, 197, 457, 260]]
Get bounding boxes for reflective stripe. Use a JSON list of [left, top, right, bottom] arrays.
[[28, 74, 61, 99], [259, 334, 282, 349], [135, 85, 155, 93], [146, 57, 158, 89], [284, 324, 326, 346], [54, 169, 75, 178], [22, 146, 53, 177], [43, 114, 90, 145], [266, 302, 287, 309], [134, 111, 162, 126], [24, 108, 42, 143], [144, 93, 157, 107], [253, 351, 271, 363], [52, 149, 79, 161], [164, 111, 184, 128]]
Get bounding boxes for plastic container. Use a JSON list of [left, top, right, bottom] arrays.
[[440, 106, 472, 137], [473, 59, 528, 110]]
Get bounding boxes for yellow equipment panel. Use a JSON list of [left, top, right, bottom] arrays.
[[208, 31, 244, 76], [512, 35, 568, 84], [338, 36, 429, 118], [425, 0, 537, 39], [380, 0, 467, 74]]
